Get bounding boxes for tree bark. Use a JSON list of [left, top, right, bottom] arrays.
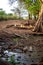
[[32, 4, 43, 32]]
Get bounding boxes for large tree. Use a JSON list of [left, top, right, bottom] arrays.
[[32, 0, 43, 32], [9, 0, 43, 32], [19, 0, 41, 20], [19, 0, 43, 32]]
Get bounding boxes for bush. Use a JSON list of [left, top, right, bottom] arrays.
[[0, 13, 24, 21]]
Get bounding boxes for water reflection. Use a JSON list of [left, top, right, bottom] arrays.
[[1, 50, 42, 65]]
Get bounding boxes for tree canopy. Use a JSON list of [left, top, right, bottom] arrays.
[[9, 0, 41, 19], [20, 0, 41, 17]]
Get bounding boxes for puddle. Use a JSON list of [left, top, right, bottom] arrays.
[[1, 50, 43, 65]]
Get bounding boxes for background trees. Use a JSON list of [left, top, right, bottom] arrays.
[[20, 0, 41, 20], [0, 9, 7, 20], [11, 7, 21, 19], [9, 0, 41, 20], [0, 8, 24, 21]]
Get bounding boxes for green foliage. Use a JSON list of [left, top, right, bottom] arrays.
[[9, 0, 41, 19], [0, 10, 5, 15], [0, 10, 24, 21], [19, 0, 41, 18], [0, 10, 7, 21], [24, 0, 41, 16], [8, 55, 20, 65]]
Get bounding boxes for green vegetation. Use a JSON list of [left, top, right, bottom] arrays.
[[7, 55, 20, 65], [9, 0, 41, 20], [20, 0, 41, 20], [0, 9, 24, 21], [18, 0, 43, 32]]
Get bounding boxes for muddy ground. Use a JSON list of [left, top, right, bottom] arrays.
[[0, 20, 43, 64], [0, 20, 43, 51]]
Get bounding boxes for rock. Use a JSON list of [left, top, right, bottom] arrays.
[[4, 50, 9, 54], [17, 56, 21, 59], [7, 52, 16, 57], [23, 46, 28, 52], [1, 58, 6, 61]]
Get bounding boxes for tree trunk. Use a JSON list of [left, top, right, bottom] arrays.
[[28, 13, 32, 19], [34, 16, 37, 20], [32, 4, 43, 32]]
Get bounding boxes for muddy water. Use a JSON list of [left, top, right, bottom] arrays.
[[0, 35, 43, 65], [1, 49, 43, 65]]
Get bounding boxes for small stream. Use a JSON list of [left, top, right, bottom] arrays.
[[1, 50, 43, 65], [0, 35, 43, 65]]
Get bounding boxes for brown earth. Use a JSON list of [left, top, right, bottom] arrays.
[[0, 20, 36, 29], [0, 20, 43, 64], [0, 20, 43, 36], [0, 20, 28, 29], [0, 20, 43, 50], [0, 20, 43, 49]]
